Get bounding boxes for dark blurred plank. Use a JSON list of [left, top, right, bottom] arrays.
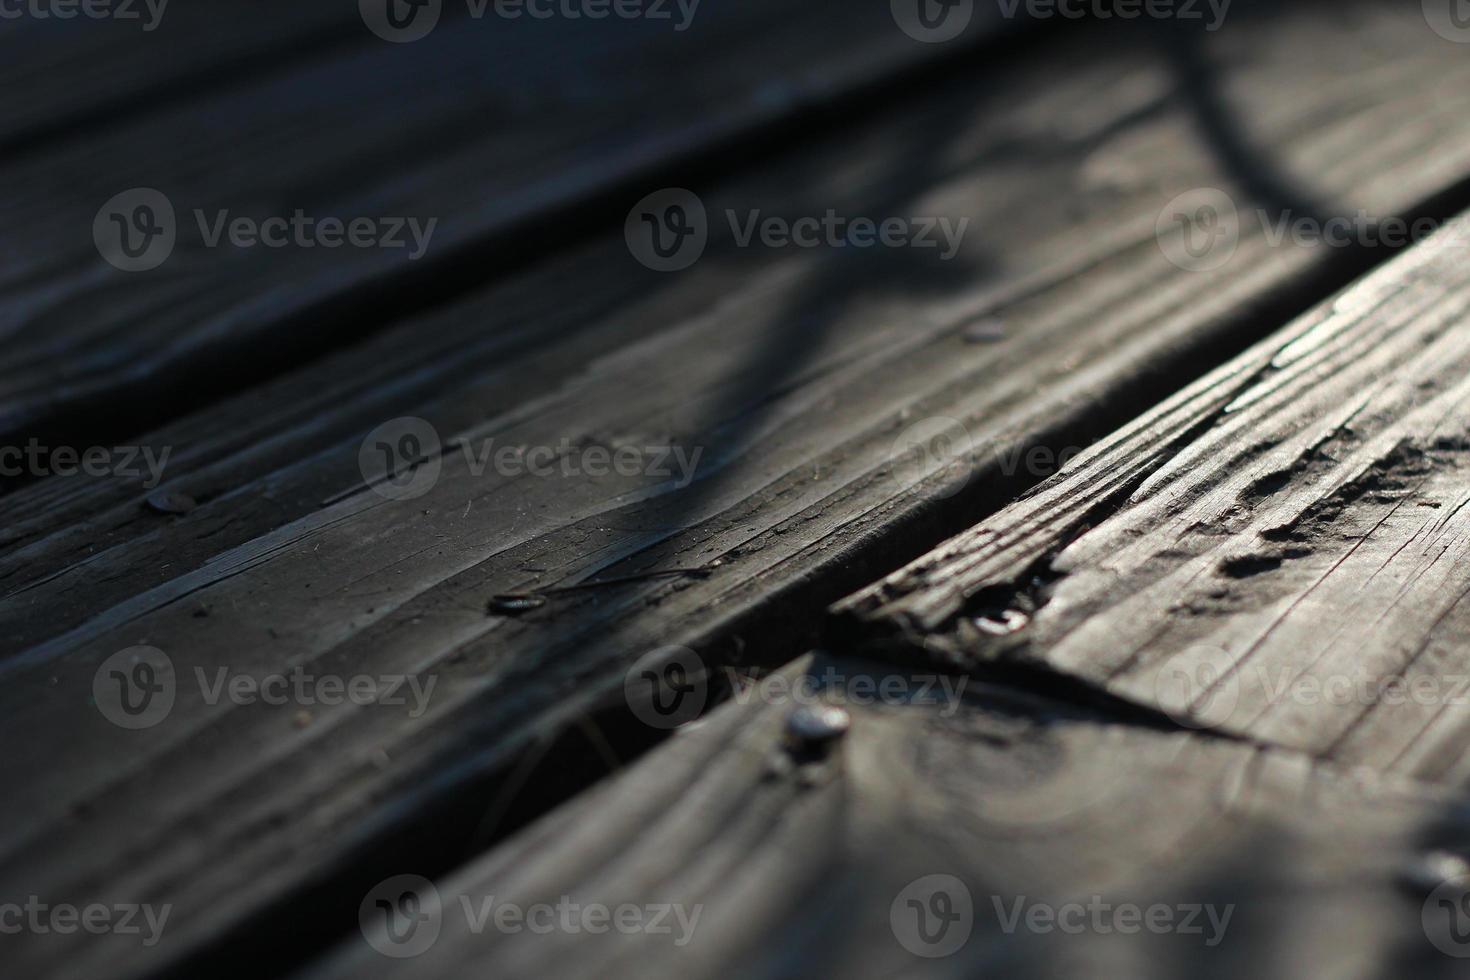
[[7, 5, 1470, 978], [0, 0, 1002, 447], [834, 209, 1470, 788], [304, 654, 1470, 978], [0, 3, 362, 150]]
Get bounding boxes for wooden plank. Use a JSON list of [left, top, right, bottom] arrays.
[[833, 209, 1470, 789], [0, 3, 363, 151], [302, 654, 1470, 978], [6, 5, 1470, 977], [1, 0, 997, 447], [13, 4, 1470, 650]]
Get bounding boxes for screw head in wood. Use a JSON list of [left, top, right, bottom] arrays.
[[974, 609, 1029, 636], [145, 489, 197, 515], [786, 704, 851, 744], [1400, 850, 1470, 894]]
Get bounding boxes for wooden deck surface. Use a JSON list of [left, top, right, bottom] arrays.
[[7, 2, 1470, 977]]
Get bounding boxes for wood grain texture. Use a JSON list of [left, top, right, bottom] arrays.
[[302, 654, 1470, 978], [2, 0, 993, 446], [6, 5, 1470, 978], [834, 209, 1470, 788], [12, 4, 1470, 649]]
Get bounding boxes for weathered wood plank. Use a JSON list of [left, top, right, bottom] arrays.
[[833, 209, 1470, 788], [6, 6, 1470, 978], [1, 0, 996, 447], [11, 4, 1470, 650], [303, 654, 1470, 978]]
